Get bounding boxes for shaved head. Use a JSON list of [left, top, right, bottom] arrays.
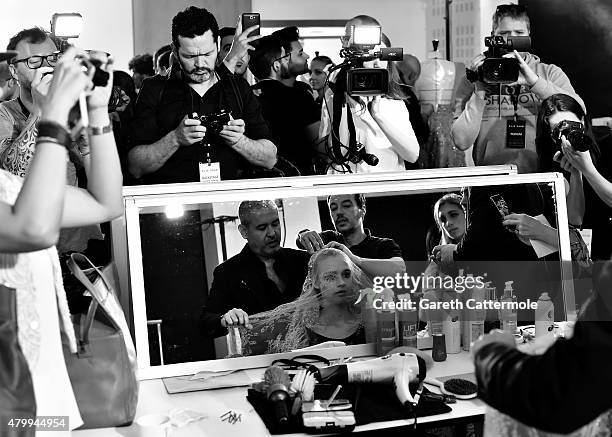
[[238, 200, 278, 226]]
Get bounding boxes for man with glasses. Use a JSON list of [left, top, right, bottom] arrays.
[[249, 35, 321, 175], [0, 27, 105, 310], [128, 6, 276, 184], [451, 3, 585, 174], [271, 26, 311, 92]]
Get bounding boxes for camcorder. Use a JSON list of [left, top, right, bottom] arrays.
[[551, 120, 592, 152], [190, 109, 232, 135], [331, 25, 403, 96], [466, 36, 531, 84]]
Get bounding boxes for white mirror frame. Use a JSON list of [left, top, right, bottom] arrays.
[[112, 168, 582, 382]]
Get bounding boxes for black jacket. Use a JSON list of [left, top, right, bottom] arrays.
[[201, 245, 310, 338], [474, 261, 612, 433]]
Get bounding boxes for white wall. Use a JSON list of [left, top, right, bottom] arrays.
[[253, 0, 428, 60], [0, 0, 134, 72]]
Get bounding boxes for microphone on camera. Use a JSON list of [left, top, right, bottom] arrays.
[[348, 143, 379, 167], [263, 366, 291, 426]]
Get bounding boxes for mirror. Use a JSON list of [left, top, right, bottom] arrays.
[[120, 172, 574, 379]]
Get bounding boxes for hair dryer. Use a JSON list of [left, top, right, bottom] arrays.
[[317, 353, 426, 407]]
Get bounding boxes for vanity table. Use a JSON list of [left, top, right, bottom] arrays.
[[73, 351, 485, 436]]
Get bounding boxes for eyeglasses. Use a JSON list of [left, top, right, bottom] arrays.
[[270, 52, 291, 67], [11, 52, 61, 69]]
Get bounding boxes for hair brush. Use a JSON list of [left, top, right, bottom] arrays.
[[424, 377, 478, 400]]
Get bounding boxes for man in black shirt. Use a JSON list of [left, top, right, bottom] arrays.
[[297, 193, 406, 279], [249, 35, 321, 175], [128, 6, 276, 184], [202, 200, 310, 338]]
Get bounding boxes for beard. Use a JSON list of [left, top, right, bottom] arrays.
[[179, 59, 214, 84], [280, 61, 308, 79]]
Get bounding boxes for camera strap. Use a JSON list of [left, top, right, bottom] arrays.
[[330, 71, 358, 166], [505, 85, 526, 149]]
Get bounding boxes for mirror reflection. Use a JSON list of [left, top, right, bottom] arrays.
[[136, 180, 570, 366]]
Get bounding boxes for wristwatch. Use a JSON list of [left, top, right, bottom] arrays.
[[87, 124, 113, 135]]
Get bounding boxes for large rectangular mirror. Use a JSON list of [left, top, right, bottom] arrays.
[[115, 170, 574, 380]]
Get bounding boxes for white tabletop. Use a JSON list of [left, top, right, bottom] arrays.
[[73, 351, 485, 436]]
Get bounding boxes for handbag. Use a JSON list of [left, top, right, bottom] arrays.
[[0, 285, 36, 437], [62, 253, 138, 429]]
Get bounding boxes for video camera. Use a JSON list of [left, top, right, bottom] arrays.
[[551, 120, 592, 152], [330, 25, 403, 96], [466, 36, 531, 84]]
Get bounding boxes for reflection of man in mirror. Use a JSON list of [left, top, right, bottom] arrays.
[[297, 194, 406, 279], [201, 200, 310, 337]]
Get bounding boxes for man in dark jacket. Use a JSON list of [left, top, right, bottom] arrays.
[[201, 200, 310, 338]]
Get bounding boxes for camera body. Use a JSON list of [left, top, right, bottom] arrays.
[[467, 36, 531, 84], [551, 120, 592, 152], [191, 109, 232, 135]]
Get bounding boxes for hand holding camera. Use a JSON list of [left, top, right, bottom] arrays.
[[84, 50, 113, 112], [219, 117, 246, 147], [39, 47, 95, 125], [175, 115, 207, 146], [30, 66, 55, 114], [554, 137, 596, 176], [503, 50, 538, 87]]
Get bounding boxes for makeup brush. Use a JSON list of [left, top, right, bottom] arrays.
[[263, 366, 292, 426]]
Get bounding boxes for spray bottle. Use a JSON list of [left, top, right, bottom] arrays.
[[535, 292, 554, 339], [499, 281, 518, 334]]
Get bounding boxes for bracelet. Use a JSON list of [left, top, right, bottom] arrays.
[[36, 120, 71, 149], [87, 124, 113, 136]]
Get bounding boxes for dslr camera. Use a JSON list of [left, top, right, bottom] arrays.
[[466, 36, 531, 84], [551, 120, 592, 152], [332, 25, 403, 96], [191, 109, 232, 135]]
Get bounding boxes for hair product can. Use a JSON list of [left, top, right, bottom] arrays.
[[376, 289, 397, 356], [432, 333, 447, 362], [398, 293, 418, 348]]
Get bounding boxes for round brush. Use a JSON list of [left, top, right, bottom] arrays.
[[263, 366, 292, 426]]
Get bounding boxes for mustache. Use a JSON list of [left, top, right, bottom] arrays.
[[187, 67, 213, 75]]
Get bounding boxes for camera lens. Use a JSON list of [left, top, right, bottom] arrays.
[[565, 130, 592, 152]]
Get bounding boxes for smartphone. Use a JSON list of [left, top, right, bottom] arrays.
[[242, 13, 260, 37]]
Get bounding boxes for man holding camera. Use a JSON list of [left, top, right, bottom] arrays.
[[319, 15, 419, 174], [451, 4, 585, 173], [128, 6, 276, 184], [0, 27, 103, 257]]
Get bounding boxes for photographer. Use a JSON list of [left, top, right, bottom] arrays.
[[128, 6, 276, 184], [319, 15, 419, 174], [0, 27, 104, 257], [0, 47, 123, 431], [451, 4, 585, 174]]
